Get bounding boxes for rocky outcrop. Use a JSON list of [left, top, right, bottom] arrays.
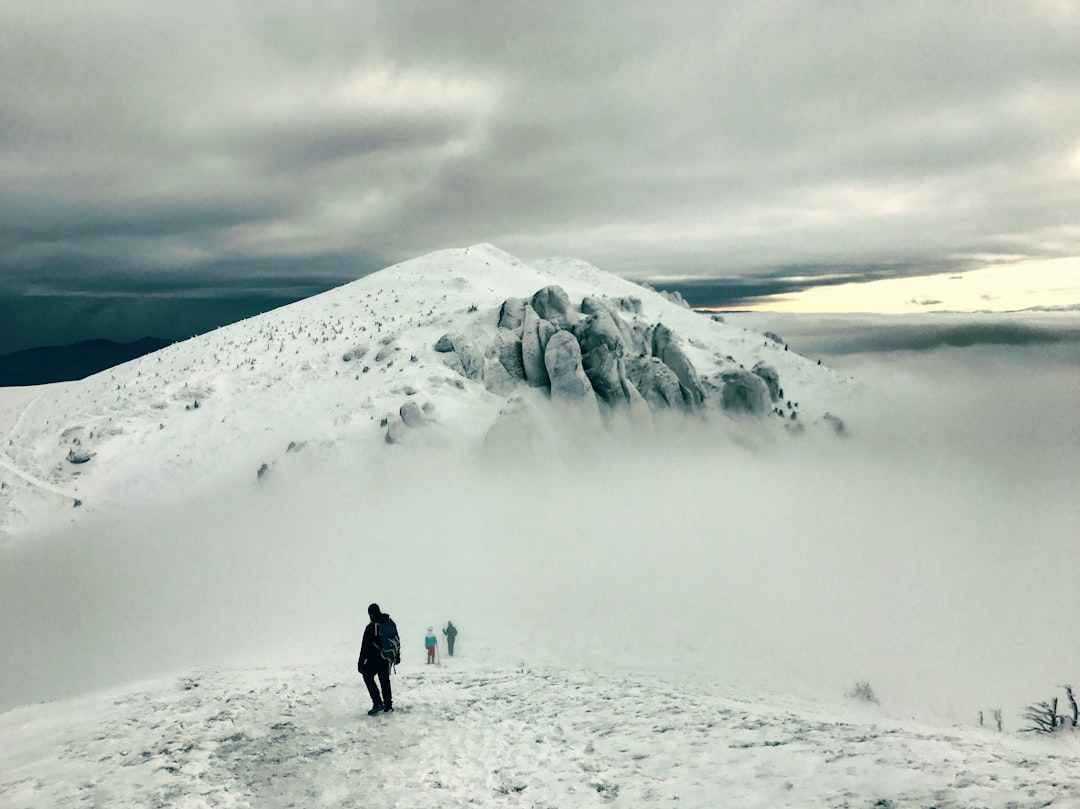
[[581, 297, 645, 353], [444, 285, 819, 435], [625, 357, 687, 412], [483, 356, 517, 396], [718, 369, 769, 415], [531, 286, 577, 328], [400, 401, 426, 428], [385, 400, 433, 442], [651, 324, 706, 409], [494, 328, 527, 383], [574, 310, 633, 409], [498, 297, 527, 331], [66, 448, 93, 464], [520, 305, 554, 387], [435, 332, 484, 380], [544, 330, 595, 404], [752, 361, 781, 402]]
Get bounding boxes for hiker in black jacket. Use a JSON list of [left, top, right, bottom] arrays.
[[358, 603, 394, 715], [443, 620, 458, 657]]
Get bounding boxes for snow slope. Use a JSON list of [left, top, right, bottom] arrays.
[[3, 649, 1077, 809], [0, 244, 853, 539]]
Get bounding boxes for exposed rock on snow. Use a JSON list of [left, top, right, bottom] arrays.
[[520, 305, 554, 388], [651, 324, 706, 409], [531, 285, 577, 328], [384, 418, 408, 444], [497, 297, 527, 330], [545, 331, 595, 404], [494, 328, 527, 383], [718, 368, 770, 415], [66, 448, 94, 464], [437, 333, 484, 381], [625, 356, 687, 412], [752, 361, 782, 403], [341, 346, 368, 362], [399, 401, 426, 428]]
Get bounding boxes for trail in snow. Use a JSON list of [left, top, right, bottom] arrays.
[[2, 653, 1077, 809]]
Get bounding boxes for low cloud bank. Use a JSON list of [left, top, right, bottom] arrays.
[[725, 312, 1080, 363], [1, 341, 1077, 724]]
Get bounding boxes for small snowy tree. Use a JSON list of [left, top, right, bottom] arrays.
[[847, 681, 879, 704], [1022, 698, 1059, 734], [1021, 686, 1077, 734]]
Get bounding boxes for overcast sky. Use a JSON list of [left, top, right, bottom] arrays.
[[2, 1, 1080, 344]]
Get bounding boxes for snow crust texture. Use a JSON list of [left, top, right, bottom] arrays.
[[2, 654, 1077, 809]]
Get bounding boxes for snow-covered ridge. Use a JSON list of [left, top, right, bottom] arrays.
[[0, 244, 854, 538], [3, 652, 1077, 809]]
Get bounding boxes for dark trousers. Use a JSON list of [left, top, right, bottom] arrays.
[[362, 663, 392, 708], [447, 638, 455, 656]]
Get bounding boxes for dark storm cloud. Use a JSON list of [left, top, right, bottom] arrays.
[[2, 0, 1080, 336], [647, 261, 943, 308], [0, 250, 383, 354]]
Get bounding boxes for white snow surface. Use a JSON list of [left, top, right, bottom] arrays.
[[3, 648, 1078, 809], [0, 244, 852, 539]]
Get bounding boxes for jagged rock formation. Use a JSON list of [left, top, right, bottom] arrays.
[[545, 330, 594, 403], [520, 305, 555, 387], [498, 297, 527, 330], [625, 357, 686, 411], [434, 332, 484, 380], [752, 361, 781, 402], [432, 284, 802, 430], [717, 369, 769, 415]]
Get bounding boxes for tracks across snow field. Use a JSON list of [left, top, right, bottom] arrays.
[[2, 657, 1078, 808]]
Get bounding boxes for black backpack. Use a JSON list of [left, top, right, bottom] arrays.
[[375, 617, 401, 668]]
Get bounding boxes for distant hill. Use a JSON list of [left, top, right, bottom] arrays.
[[0, 337, 172, 386]]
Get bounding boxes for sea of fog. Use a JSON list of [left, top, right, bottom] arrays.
[[1, 314, 1078, 726]]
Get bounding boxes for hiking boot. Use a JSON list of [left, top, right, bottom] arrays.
[[383, 705, 394, 713], [368, 705, 384, 716]]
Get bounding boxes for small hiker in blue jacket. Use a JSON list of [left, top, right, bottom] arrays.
[[425, 627, 438, 664]]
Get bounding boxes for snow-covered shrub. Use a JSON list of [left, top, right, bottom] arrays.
[[1022, 686, 1078, 734], [847, 681, 879, 704]]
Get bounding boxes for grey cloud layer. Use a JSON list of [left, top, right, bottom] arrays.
[[2, 1, 1079, 294]]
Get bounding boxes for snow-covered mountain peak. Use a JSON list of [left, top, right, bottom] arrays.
[[0, 245, 855, 538]]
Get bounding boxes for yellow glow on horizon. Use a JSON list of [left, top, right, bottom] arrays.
[[738, 257, 1080, 314]]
